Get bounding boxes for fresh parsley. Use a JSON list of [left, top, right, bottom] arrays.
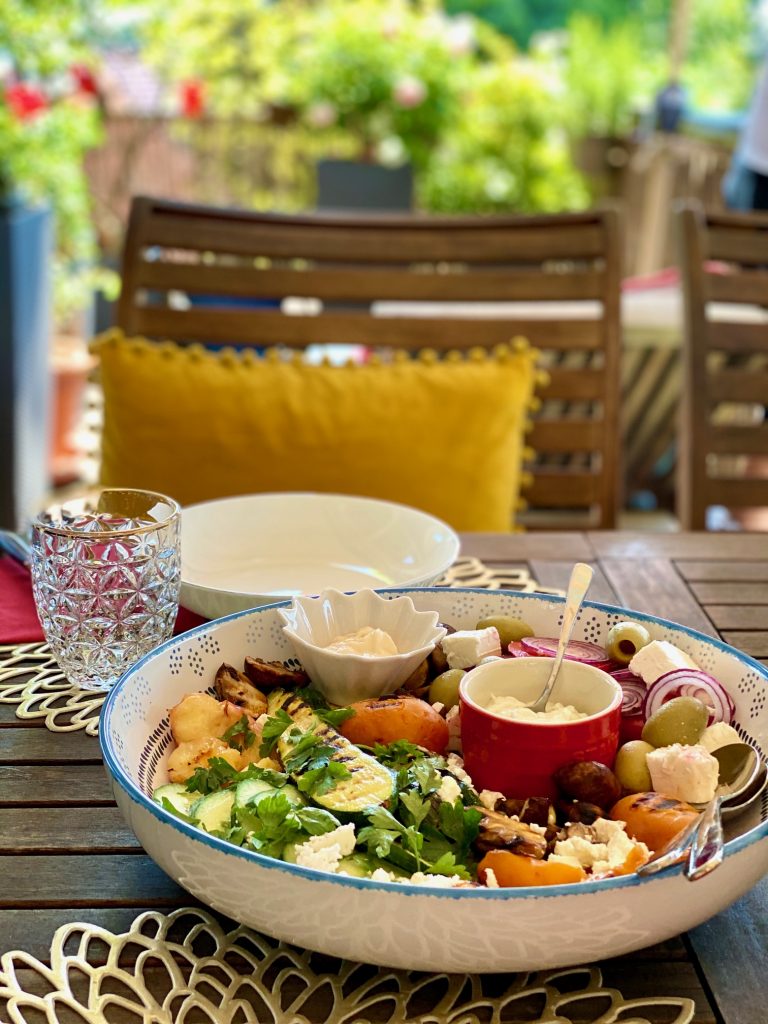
[[185, 756, 240, 795], [222, 714, 256, 752], [238, 791, 340, 858], [258, 708, 293, 757], [283, 728, 351, 797], [295, 686, 356, 729]]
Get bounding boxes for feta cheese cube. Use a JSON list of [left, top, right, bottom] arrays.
[[437, 775, 462, 804], [646, 743, 719, 803], [484, 868, 500, 889], [699, 722, 741, 753], [441, 627, 501, 669], [628, 640, 699, 685]]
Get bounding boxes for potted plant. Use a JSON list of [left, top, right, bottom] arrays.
[[0, 5, 114, 525]]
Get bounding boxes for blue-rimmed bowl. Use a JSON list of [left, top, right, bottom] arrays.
[[100, 588, 768, 974]]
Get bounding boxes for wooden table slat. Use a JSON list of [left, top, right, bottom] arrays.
[[0, 808, 140, 852], [0, 855, 185, 906], [598, 558, 718, 635], [0, 765, 114, 804], [0, 726, 102, 763], [689, 582, 768, 604], [677, 560, 768, 582]]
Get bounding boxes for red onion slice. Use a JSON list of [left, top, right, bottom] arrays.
[[642, 668, 734, 725], [612, 669, 647, 718], [506, 641, 531, 658], [520, 636, 611, 668]]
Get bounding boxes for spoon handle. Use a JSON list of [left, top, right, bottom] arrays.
[[685, 797, 724, 881], [530, 562, 593, 713], [636, 813, 703, 877]]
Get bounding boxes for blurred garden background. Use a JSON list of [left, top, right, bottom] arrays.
[[2, 0, 767, 518]]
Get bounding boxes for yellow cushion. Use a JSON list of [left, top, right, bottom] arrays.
[[91, 330, 538, 532]]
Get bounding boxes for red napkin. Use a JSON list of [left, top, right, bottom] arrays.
[[0, 556, 207, 644]]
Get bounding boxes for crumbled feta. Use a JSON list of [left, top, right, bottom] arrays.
[[628, 640, 699, 685], [294, 823, 356, 873], [699, 722, 741, 753], [479, 789, 505, 810], [646, 743, 719, 803], [408, 871, 466, 888], [437, 775, 462, 804], [484, 868, 500, 889], [431, 701, 445, 715], [591, 817, 626, 844], [370, 867, 399, 883], [446, 753, 474, 786], [528, 822, 547, 835], [552, 822, 649, 876], [441, 627, 501, 669], [445, 704, 462, 752]]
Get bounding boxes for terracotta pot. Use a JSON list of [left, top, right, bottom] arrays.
[[50, 335, 95, 486]]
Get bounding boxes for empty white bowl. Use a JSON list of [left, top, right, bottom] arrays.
[[180, 492, 460, 618], [278, 588, 447, 705]]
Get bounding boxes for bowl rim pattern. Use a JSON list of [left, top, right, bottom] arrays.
[[100, 587, 768, 901]]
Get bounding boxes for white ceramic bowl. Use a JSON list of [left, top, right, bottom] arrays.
[[101, 588, 768, 974], [180, 492, 460, 618], [277, 588, 446, 704]]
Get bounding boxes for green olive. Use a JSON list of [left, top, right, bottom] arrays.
[[641, 696, 709, 748], [427, 669, 465, 710], [605, 621, 652, 665], [614, 740, 655, 793], [475, 615, 534, 646]]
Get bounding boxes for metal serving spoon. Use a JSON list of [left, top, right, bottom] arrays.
[[637, 742, 765, 879], [685, 742, 764, 881], [527, 562, 594, 714]]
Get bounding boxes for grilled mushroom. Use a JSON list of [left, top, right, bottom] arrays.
[[243, 656, 309, 690], [214, 664, 267, 715], [474, 808, 548, 859]]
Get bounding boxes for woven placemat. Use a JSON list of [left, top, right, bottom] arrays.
[[0, 558, 561, 734], [0, 907, 694, 1024]]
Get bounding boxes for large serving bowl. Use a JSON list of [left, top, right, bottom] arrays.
[[101, 588, 768, 974], [180, 492, 460, 618]]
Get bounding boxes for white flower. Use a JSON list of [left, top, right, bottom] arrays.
[[393, 75, 427, 109], [306, 101, 337, 128]]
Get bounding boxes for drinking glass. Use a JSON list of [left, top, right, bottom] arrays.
[[30, 488, 181, 691]]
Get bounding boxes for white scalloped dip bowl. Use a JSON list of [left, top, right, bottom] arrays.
[[101, 588, 768, 974], [277, 588, 446, 704]]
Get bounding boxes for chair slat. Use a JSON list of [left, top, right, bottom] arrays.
[[524, 470, 600, 507], [705, 225, 768, 265], [541, 367, 605, 401], [527, 419, 603, 452], [707, 321, 768, 353], [703, 477, 768, 509], [707, 424, 768, 455], [708, 369, 768, 404], [132, 307, 605, 352], [706, 269, 768, 305], [136, 259, 606, 303]]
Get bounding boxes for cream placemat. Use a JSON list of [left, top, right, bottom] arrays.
[[0, 557, 562, 734], [0, 907, 694, 1024]]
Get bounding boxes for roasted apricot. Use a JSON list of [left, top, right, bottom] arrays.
[[609, 792, 700, 854], [478, 850, 586, 887], [339, 695, 449, 754]]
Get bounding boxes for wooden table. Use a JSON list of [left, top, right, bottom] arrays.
[[2, 531, 767, 1023]]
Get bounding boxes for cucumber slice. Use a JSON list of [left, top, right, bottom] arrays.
[[279, 783, 307, 807], [234, 779, 275, 809], [153, 783, 194, 817], [191, 789, 235, 833]]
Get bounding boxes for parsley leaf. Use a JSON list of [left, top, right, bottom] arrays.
[[372, 739, 426, 769], [411, 759, 443, 796], [258, 708, 293, 757], [184, 757, 240, 795], [427, 852, 472, 880], [294, 686, 356, 729], [160, 796, 193, 822], [295, 807, 341, 836], [222, 714, 256, 751], [399, 789, 431, 830]]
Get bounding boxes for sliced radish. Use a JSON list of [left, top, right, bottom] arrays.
[[520, 636, 612, 669], [643, 668, 734, 725]]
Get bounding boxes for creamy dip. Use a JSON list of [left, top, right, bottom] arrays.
[[485, 694, 588, 723], [324, 626, 398, 657]]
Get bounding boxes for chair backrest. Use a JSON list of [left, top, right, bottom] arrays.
[[676, 200, 768, 530], [117, 196, 623, 528]]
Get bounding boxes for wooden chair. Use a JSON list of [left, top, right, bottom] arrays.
[[676, 200, 768, 530], [117, 196, 624, 528]]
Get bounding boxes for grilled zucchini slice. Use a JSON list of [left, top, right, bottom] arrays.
[[268, 689, 393, 814]]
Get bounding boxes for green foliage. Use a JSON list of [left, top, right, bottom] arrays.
[[0, 0, 118, 324], [561, 14, 663, 138], [683, 0, 756, 113], [420, 59, 590, 213]]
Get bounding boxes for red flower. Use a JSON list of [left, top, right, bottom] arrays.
[[180, 79, 205, 118], [72, 64, 99, 97], [5, 83, 47, 120]]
